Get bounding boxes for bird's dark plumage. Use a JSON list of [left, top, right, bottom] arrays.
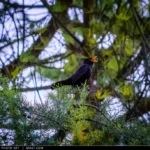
[[50, 56, 98, 89]]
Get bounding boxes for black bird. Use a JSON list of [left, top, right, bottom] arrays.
[[50, 56, 98, 89]]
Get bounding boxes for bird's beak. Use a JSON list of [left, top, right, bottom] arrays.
[[91, 56, 98, 63]]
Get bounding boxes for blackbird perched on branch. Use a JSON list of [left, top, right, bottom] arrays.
[[50, 56, 98, 89]]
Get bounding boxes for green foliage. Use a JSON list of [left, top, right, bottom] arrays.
[[0, 75, 29, 145], [63, 32, 75, 45], [36, 67, 63, 81], [11, 66, 24, 78], [107, 56, 119, 77], [118, 82, 134, 101], [0, 75, 69, 145], [33, 26, 47, 34], [97, 71, 112, 88], [51, 0, 68, 12], [111, 119, 150, 145], [93, 22, 106, 35], [64, 54, 79, 75], [115, 9, 131, 21], [0, 75, 150, 146], [72, 0, 83, 7], [20, 51, 38, 63], [96, 89, 112, 100]]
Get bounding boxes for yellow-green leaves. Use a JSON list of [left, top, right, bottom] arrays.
[[106, 56, 119, 78], [93, 22, 104, 34], [107, 56, 118, 72], [84, 28, 97, 46], [116, 9, 131, 21], [96, 89, 112, 100], [11, 66, 24, 78], [33, 26, 47, 34], [118, 83, 134, 100], [125, 39, 138, 56]]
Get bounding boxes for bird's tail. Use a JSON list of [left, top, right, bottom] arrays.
[[50, 78, 72, 89]]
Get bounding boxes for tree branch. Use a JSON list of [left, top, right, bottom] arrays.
[[132, 4, 150, 50]]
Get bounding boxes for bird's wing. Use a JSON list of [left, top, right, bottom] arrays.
[[71, 64, 90, 84]]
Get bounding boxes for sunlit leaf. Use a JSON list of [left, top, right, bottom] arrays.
[[118, 83, 134, 100], [115, 9, 131, 21], [11, 66, 24, 78], [96, 89, 111, 100]]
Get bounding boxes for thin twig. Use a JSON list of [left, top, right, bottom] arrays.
[[41, 0, 89, 57], [132, 6, 150, 50]]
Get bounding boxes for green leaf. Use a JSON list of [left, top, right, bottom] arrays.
[[51, 1, 67, 12], [98, 71, 111, 87], [11, 66, 24, 78], [20, 52, 37, 63], [96, 89, 111, 100], [34, 26, 47, 34], [118, 83, 134, 100], [125, 39, 135, 56], [63, 32, 75, 45], [115, 9, 131, 21], [107, 56, 118, 72]]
